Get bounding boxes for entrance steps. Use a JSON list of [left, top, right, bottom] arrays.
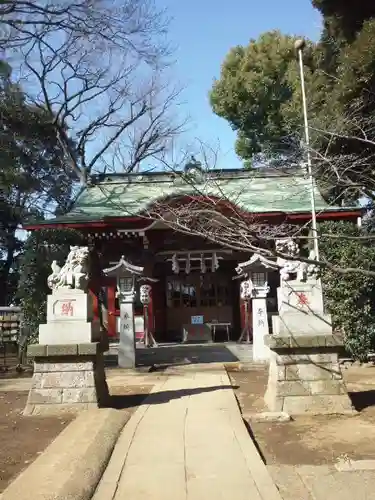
[[226, 343, 254, 363], [104, 342, 254, 367]]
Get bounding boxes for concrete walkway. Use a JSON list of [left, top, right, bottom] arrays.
[[93, 365, 282, 500]]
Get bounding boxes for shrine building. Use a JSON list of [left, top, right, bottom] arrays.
[[25, 166, 361, 344]]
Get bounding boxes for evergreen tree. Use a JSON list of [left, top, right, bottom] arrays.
[[16, 229, 84, 340], [209, 3, 375, 202], [0, 62, 75, 304]]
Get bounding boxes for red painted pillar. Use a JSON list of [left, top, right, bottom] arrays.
[[88, 247, 102, 324], [240, 299, 252, 341], [240, 299, 245, 332], [106, 281, 117, 338], [88, 278, 100, 321], [148, 286, 154, 335]]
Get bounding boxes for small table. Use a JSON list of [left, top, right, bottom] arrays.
[[206, 323, 231, 342]]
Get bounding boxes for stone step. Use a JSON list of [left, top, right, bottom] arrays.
[[105, 342, 255, 367]]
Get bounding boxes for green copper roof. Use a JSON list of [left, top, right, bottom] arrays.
[[28, 169, 358, 225]]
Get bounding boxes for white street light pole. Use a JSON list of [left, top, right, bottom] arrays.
[[295, 39, 320, 261]]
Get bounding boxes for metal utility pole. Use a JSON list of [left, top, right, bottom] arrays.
[[295, 39, 320, 261]]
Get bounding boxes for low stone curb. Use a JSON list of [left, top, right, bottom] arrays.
[[0, 408, 129, 500], [221, 372, 284, 500], [245, 411, 292, 423]]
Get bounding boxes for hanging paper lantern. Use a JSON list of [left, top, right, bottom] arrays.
[[212, 252, 219, 271], [140, 284, 152, 305], [171, 254, 179, 274], [200, 254, 207, 274], [185, 253, 191, 274], [240, 279, 253, 300]]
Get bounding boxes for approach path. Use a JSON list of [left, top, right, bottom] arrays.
[[92, 364, 282, 500]]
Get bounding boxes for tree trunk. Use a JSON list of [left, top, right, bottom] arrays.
[[0, 231, 16, 305]]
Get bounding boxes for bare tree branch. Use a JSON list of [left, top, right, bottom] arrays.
[[306, 104, 375, 203], [89, 142, 367, 278], [1, 0, 184, 184]]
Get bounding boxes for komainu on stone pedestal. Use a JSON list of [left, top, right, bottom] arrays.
[[273, 239, 331, 336], [264, 334, 354, 415], [25, 247, 109, 415]]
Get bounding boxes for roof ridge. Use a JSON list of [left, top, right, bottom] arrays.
[[89, 167, 307, 186]]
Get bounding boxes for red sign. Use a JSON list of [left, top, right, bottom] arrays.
[[61, 301, 74, 316], [296, 292, 309, 307]]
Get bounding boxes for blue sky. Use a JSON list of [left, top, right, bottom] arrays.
[[159, 0, 322, 169]]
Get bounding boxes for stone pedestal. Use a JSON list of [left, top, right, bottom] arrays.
[[25, 286, 109, 415], [252, 295, 270, 362], [39, 289, 102, 344], [264, 334, 354, 415], [25, 342, 109, 415], [272, 279, 332, 336]]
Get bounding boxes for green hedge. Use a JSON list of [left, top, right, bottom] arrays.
[[319, 221, 375, 361]]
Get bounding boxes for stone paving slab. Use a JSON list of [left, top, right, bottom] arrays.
[[269, 464, 375, 500], [93, 365, 282, 500]]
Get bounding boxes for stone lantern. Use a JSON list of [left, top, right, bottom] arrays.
[[235, 254, 278, 361], [103, 257, 144, 368]]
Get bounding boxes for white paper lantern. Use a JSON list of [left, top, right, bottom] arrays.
[[140, 284, 152, 305], [240, 279, 253, 300], [171, 254, 179, 274]]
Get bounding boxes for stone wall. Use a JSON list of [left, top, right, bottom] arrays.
[[264, 334, 354, 415], [25, 342, 109, 415]]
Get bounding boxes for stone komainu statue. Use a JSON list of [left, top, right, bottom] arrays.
[[47, 246, 90, 292], [276, 238, 318, 282]]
